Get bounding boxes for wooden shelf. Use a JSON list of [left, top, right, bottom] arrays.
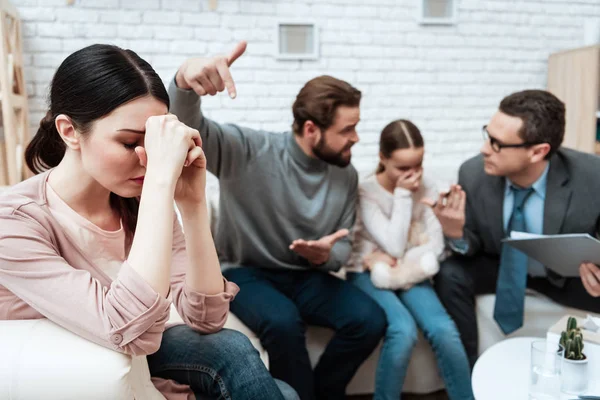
[[0, 1, 31, 186], [547, 46, 600, 154]]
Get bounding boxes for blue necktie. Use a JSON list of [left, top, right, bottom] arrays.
[[494, 186, 534, 335]]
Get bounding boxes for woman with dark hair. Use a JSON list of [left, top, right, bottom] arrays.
[[0, 44, 295, 400], [346, 120, 473, 400]]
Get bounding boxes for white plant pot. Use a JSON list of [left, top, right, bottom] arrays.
[[561, 357, 589, 394]]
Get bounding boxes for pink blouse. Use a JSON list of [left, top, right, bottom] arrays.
[[0, 171, 240, 399]]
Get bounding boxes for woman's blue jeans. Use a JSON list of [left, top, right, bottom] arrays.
[[147, 325, 299, 400]]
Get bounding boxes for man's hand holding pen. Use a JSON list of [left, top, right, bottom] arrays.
[[421, 184, 466, 240]]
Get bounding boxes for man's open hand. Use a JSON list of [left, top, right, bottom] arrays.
[[290, 229, 349, 266]]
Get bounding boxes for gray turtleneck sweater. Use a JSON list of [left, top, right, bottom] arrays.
[[169, 81, 358, 271]]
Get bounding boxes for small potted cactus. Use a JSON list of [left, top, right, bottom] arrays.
[[559, 317, 589, 394]]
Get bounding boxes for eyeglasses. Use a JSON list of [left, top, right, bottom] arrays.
[[481, 125, 541, 153]]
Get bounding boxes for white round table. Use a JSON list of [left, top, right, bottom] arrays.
[[472, 336, 600, 400]]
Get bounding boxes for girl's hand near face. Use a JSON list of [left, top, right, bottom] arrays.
[[395, 168, 422, 192]]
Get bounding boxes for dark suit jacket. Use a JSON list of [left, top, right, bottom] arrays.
[[458, 148, 600, 267]]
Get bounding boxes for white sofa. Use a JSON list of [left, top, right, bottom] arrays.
[[0, 183, 596, 399], [0, 293, 591, 399]]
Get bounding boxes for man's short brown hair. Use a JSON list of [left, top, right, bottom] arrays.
[[499, 90, 565, 159], [292, 75, 361, 135]]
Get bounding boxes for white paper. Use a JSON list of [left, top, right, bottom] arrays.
[[502, 233, 600, 277], [582, 314, 600, 333], [509, 231, 545, 239]]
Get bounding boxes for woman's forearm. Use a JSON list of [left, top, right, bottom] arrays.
[[127, 178, 176, 297], [179, 201, 224, 295]]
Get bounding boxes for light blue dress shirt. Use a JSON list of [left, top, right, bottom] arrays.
[[449, 164, 550, 277], [503, 164, 549, 277]]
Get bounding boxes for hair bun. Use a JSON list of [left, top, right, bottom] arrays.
[[40, 111, 55, 129]]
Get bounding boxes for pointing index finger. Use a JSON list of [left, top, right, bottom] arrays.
[[227, 41, 247, 66], [216, 59, 237, 99], [221, 41, 247, 99]]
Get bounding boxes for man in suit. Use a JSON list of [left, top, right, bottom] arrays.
[[427, 89, 600, 368]]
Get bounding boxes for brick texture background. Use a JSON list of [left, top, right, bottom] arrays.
[[14, 0, 600, 184]]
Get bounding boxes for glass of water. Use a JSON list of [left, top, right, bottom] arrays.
[[529, 339, 564, 400]]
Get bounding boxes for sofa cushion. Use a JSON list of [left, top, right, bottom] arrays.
[[224, 310, 445, 395]]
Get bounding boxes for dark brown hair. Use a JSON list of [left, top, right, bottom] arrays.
[[292, 75, 361, 135], [25, 44, 170, 244], [499, 90, 565, 159], [376, 119, 424, 173]]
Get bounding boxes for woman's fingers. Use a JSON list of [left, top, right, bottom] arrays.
[[135, 146, 147, 167], [184, 145, 206, 168], [187, 128, 202, 148], [146, 115, 204, 166], [183, 128, 205, 167]]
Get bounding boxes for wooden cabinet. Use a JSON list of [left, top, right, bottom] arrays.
[[547, 45, 600, 154], [0, 0, 31, 186]]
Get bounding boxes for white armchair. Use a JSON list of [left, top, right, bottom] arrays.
[[0, 319, 165, 400], [0, 311, 273, 400]]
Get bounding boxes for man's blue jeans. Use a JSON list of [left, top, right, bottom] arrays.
[[147, 325, 298, 400], [223, 267, 387, 400], [348, 272, 474, 400]]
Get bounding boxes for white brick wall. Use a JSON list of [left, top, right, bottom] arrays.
[[15, 0, 600, 184]]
